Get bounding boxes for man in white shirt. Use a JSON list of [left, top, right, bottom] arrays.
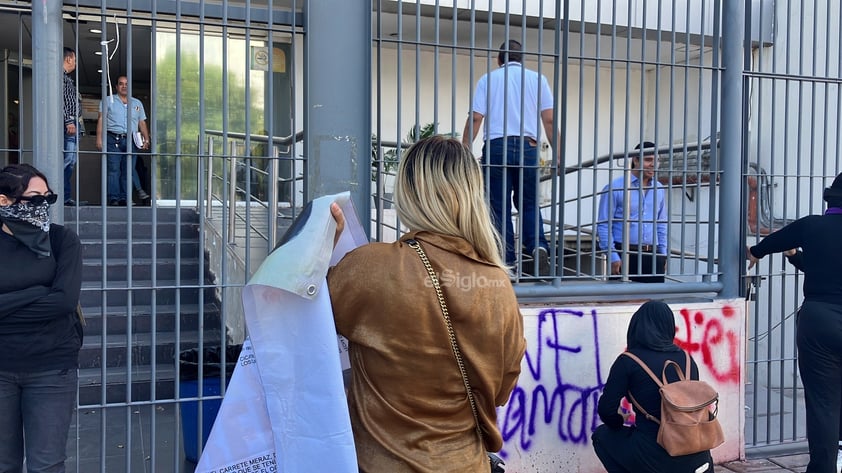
[[462, 40, 560, 275]]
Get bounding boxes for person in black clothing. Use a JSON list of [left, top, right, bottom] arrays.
[[748, 172, 842, 473], [592, 300, 714, 473], [0, 164, 83, 473]]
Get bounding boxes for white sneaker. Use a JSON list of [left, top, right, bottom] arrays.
[[836, 445, 841, 472]]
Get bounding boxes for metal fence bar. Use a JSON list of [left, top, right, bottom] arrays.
[[228, 142, 238, 244]]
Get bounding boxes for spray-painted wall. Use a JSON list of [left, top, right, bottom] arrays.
[[499, 299, 745, 472]]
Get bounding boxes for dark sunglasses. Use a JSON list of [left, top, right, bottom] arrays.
[[17, 193, 58, 206]]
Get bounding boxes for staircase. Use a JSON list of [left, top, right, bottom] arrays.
[[65, 206, 224, 406]]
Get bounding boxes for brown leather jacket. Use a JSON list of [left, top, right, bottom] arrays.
[[328, 231, 525, 472]]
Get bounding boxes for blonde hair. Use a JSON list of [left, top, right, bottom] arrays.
[[394, 135, 506, 269]]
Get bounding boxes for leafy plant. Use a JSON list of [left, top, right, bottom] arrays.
[[371, 122, 458, 180]]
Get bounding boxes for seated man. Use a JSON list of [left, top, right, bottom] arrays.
[[596, 142, 667, 283]]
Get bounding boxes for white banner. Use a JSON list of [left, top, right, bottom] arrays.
[[195, 192, 367, 473]]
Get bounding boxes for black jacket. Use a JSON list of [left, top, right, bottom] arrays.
[[0, 224, 83, 372]]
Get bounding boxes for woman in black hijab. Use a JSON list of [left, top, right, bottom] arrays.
[[592, 300, 715, 473]]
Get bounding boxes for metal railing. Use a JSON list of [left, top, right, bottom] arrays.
[[201, 130, 305, 248]]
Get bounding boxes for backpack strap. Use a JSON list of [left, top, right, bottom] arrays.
[[621, 351, 663, 386], [660, 350, 691, 384], [620, 351, 662, 424]]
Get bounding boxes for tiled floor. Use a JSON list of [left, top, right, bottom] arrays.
[[719, 451, 842, 473], [65, 402, 197, 473], [719, 453, 810, 473]]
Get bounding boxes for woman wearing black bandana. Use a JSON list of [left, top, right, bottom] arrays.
[[592, 300, 714, 472], [0, 164, 82, 473], [748, 172, 842, 473]]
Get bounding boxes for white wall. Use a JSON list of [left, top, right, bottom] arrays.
[[395, 1, 718, 38], [748, 0, 842, 219]]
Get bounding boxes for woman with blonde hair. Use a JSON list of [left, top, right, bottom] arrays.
[[328, 135, 525, 472]]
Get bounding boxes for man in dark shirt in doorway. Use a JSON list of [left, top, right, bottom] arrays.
[[62, 48, 80, 206]]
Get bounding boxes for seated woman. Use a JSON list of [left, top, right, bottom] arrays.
[[592, 300, 714, 473]]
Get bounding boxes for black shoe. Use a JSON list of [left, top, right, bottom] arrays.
[[532, 247, 551, 276], [118, 199, 127, 206], [108, 199, 120, 206], [64, 199, 76, 206]]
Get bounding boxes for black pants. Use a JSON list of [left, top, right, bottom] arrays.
[[796, 300, 842, 473], [612, 245, 667, 283], [592, 424, 714, 473]]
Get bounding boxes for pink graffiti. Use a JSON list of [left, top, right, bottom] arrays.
[[620, 398, 636, 426], [674, 305, 740, 384]]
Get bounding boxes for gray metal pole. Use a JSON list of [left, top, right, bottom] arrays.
[[32, 0, 64, 223], [304, 0, 371, 234], [718, 0, 746, 298]]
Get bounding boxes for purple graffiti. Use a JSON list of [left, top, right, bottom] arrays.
[[498, 308, 606, 457]]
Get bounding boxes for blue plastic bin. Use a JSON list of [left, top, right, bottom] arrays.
[[179, 378, 224, 463], [178, 345, 242, 463]]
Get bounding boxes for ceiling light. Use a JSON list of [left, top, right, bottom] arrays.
[[94, 51, 102, 56], [89, 28, 102, 34], [97, 69, 102, 73]]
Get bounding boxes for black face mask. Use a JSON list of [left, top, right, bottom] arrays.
[[0, 201, 52, 257]]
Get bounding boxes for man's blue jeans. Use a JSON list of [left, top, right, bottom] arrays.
[[63, 132, 78, 202], [482, 137, 549, 264], [106, 133, 141, 202], [0, 369, 77, 473]]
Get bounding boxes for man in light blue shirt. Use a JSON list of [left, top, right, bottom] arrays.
[[596, 142, 667, 282], [462, 40, 560, 275], [95, 76, 150, 206]]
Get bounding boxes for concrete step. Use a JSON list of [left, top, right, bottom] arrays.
[[78, 331, 225, 372], [65, 206, 201, 224], [66, 205, 225, 407], [80, 239, 201, 260], [77, 363, 236, 405], [81, 257, 203, 282], [78, 365, 178, 405], [68, 221, 200, 240], [80, 303, 222, 336]]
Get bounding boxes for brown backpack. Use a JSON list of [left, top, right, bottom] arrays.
[[622, 351, 725, 456]]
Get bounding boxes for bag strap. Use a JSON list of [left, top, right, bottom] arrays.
[[659, 350, 691, 384], [621, 351, 663, 386], [620, 350, 693, 425], [406, 239, 484, 443]]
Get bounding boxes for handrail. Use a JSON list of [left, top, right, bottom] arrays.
[[203, 130, 306, 249], [204, 129, 305, 148], [544, 139, 717, 180]]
